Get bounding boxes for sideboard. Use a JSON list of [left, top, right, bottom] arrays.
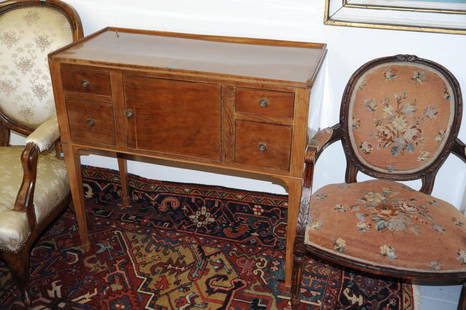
[[49, 27, 327, 288]]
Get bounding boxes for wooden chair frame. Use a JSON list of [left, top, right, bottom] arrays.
[[0, 0, 83, 291], [291, 55, 466, 309]]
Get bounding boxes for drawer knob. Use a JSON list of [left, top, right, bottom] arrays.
[[258, 143, 268, 152], [81, 80, 90, 88], [258, 98, 269, 108], [125, 109, 134, 118], [86, 119, 95, 127]]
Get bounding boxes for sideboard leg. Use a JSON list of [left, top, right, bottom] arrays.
[[117, 155, 130, 208], [63, 143, 90, 251], [283, 177, 304, 290]]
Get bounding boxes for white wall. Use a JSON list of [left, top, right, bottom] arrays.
[[30, 0, 466, 207]]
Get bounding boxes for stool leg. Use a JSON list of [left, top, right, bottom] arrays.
[[117, 156, 130, 208]]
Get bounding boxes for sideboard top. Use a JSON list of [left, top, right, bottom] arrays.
[[50, 27, 327, 87]]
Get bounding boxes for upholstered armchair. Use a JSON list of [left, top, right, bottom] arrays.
[[291, 55, 466, 309], [0, 0, 82, 291]]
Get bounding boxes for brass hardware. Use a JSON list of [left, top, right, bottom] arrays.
[[125, 110, 134, 118], [86, 119, 95, 127], [259, 98, 269, 108], [81, 80, 90, 88], [258, 143, 268, 152]]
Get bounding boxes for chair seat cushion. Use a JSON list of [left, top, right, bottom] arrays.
[[305, 180, 466, 273], [0, 146, 69, 252]]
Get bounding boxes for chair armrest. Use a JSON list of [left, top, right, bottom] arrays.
[[303, 124, 342, 187], [306, 124, 342, 164], [452, 138, 466, 163], [25, 116, 60, 152], [13, 143, 40, 229]]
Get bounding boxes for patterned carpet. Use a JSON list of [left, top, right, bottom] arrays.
[[0, 166, 414, 309]]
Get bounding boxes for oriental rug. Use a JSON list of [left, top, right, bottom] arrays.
[[0, 166, 414, 310]]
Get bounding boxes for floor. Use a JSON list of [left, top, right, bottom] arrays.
[[419, 285, 462, 310]]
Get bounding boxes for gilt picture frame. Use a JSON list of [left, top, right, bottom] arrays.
[[324, 0, 466, 34]]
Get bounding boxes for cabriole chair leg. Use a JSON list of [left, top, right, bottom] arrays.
[[1, 247, 31, 303]]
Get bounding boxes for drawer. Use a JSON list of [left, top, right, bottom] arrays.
[[61, 64, 111, 96], [234, 120, 292, 171], [66, 100, 115, 146], [235, 88, 294, 119]]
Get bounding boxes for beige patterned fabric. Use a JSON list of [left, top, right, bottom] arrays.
[[0, 7, 73, 129], [348, 63, 455, 174], [0, 146, 69, 252], [305, 180, 466, 273], [25, 115, 60, 151]]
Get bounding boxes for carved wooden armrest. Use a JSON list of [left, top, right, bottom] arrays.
[[303, 124, 342, 187], [306, 124, 342, 164], [25, 116, 60, 152], [13, 143, 40, 230], [13, 117, 62, 229], [298, 124, 342, 234], [452, 138, 466, 163]]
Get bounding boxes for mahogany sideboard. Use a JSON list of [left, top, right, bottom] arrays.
[[49, 27, 327, 288]]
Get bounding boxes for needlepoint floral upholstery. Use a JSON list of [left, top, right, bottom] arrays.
[[0, 146, 69, 252], [305, 180, 466, 273], [0, 7, 73, 129], [348, 63, 455, 174]]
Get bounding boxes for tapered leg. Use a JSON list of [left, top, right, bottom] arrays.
[[458, 282, 466, 310], [283, 177, 304, 289], [117, 156, 130, 208], [291, 237, 306, 309], [62, 143, 90, 251]]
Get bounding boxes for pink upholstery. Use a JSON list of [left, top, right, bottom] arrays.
[[348, 63, 455, 174], [305, 180, 466, 273]]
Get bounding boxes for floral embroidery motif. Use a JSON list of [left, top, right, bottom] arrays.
[[453, 217, 464, 227], [23, 11, 40, 25], [35, 34, 52, 52], [443, 88, 451, 99], [384, 69, 397, 80], [380, 245, 397, 260], [0, 7, 73, 128], [334, 238, 346, 252], [435, 130, 446, 142], [364, 99, 377, 112], [350, 64, 454, 174], [354, 187, 441, 234], [424, 107, 438, 119], [334, 204, 347, 212], [315, 193, 327, 200], [359, 142, 373, 154], [412, 71, 426, 84], [0, 31, 19, 48], [352, 118, 361, 130], [457, 250, 466, 264], [369, 91, 429, 157], [430, 261, 441, 270], [309, 220, 322, 230]]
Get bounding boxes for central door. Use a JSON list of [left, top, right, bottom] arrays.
[[124, 75, 222, 161]]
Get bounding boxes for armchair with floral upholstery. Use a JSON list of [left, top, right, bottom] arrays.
[[0, 0, 82, 291], [291, 55, 466, 309]]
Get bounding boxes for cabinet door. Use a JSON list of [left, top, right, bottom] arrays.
[[124, 75, 221, 161]]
